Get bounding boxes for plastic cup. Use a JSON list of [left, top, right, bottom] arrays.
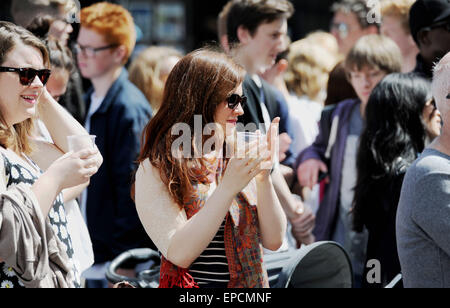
[[67, 135, 96, 152], [235, 131, 266, 160]]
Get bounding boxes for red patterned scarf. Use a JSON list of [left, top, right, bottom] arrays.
[[158, 158, 269, 288]]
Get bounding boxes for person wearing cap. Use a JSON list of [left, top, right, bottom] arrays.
[[409, 0, 450, 79], [396, 52, 450, 288]]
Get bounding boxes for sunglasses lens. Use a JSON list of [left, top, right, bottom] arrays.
[[227, 94, 247, 109], [227, 94, 239, 109], [39, 70, 51, 85], [19, 69, 51, 86], [19, 69, 33, 86]]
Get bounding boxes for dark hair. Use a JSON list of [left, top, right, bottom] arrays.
[[136, 48, 245, 208], [332, 0, 380, 29], [227, 0, 294, 45], [352, 73, 431, 232], [325, 61, 357, 106]]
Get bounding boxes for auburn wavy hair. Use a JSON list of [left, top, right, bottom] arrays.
[[136, 48, 245, 208]]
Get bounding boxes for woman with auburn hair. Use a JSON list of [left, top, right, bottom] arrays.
[[0, 21, 102, 288], [134, 48, 286, 288]]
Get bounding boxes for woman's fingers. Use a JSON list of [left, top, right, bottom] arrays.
[[75, 148, 98, 159]]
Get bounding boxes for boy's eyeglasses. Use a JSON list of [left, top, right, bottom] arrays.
[[330, 22, 349, 39], [0, 67, 51, 86], [74, 43, 118, 58], [227, 94, 247, 110]]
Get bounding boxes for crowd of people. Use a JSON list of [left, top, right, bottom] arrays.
[[0, 0, 449, 289]]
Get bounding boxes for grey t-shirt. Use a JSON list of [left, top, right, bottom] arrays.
[[396, 148, 450, 288]]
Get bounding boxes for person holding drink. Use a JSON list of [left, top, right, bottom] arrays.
[[0, 21, 102, 288], [134, 48, 286, 288]]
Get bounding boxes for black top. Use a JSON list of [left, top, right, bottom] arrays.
[[360, 173, 405, 288]]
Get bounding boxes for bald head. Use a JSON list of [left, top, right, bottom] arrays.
[[432, 52, 450, 118]]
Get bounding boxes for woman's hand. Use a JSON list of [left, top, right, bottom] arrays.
[[220, 149, 267, 196], [46, 148, 101, 191], [255, 117, 280, 182], [37, 86, 54, 108]]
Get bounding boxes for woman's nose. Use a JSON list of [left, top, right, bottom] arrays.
[[234, 103, 244, 116], [29, 75, 44, 88]]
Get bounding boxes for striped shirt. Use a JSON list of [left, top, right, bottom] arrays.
[[190, 220, 230, 288]]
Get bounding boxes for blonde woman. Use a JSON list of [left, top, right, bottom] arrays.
[[129, 46, 182, 114], [0, 21, 102, 288]]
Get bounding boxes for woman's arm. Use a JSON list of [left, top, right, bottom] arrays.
[[136, 160, 234, 269], [29, 140, 91, 203], [31, 148, 98, 216], [136, 155, 264, 269], [256, 175, 287, 251], [37, 88, 88, 153]]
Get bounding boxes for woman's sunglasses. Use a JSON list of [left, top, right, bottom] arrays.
[[0, 67, 51, 86], [227, 94, 247, 110]]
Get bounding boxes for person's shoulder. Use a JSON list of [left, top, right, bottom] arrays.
[[336, 98, 359, 110], [403, 149, 450, 191], [414, 149, 450, 175], [117, 81, 150, 107], [112, 84, 152, 119], [136, 159, 160, 184]]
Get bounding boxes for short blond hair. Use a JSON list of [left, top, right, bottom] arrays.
[[128, 46, 182, 112], [305, 31, 340, 60], [381, 0, 416, 34], [285, 38, 338, 102]]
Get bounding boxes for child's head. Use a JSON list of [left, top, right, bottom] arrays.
[[345, 34, 402, 105]]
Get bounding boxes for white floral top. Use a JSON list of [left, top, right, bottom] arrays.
[[0, 150, 80, 288]]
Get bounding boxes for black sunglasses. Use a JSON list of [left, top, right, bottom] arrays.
[[447, 93, 450, 99], [227, 94, 247, 110], [0, 67, 51, 86]]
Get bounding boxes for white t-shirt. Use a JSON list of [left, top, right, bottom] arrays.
[[80, 92, 105, 280]]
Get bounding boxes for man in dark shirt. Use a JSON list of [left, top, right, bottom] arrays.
[[409, 0, 450, 79]]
